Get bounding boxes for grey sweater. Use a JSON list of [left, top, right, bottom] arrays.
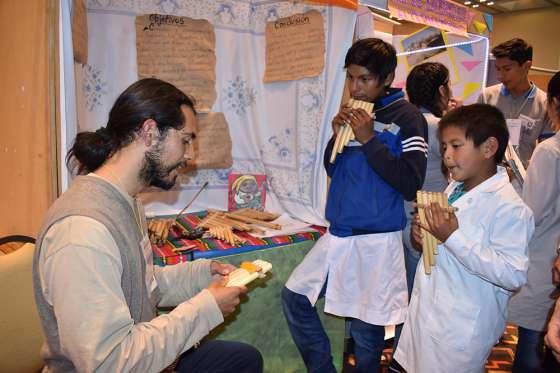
[[33, 176, 158, 372]]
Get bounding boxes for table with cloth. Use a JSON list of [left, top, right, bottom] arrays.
[[152, 212, 345, 372]]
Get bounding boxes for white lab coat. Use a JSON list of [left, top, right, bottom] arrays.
[[394, 168, 534, 373], [509, 132, 560, 331], [285, 231, 408, 326]]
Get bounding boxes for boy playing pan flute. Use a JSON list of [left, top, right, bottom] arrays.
[[282, 38, 428, 372], [394, 104, 534, 373]]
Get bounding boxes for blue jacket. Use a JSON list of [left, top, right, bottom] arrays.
[[324, 89, 428, 237]]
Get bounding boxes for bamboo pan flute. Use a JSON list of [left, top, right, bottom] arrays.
[[416, 190, 452, 275], [330, 98, 374, 164]]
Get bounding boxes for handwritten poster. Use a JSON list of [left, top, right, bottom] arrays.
[[263, 10, 325, 83], [71, 0, 88, 64], [181, 112, 232, 173], [388, 0, 469, 35], [136, 14, 216, 111]]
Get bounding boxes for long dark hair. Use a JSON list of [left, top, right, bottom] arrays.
[[67, 78, 195, 174], [406, 62, 450, 118]]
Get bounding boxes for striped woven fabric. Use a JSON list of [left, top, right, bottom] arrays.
[[151, 211, 325, 266]]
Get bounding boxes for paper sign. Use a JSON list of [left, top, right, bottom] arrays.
[[72, 0, 88, 64], [180, 112, 232, 172], [263, 10, 325, 83], [228, 174, 267, 211], [388, 0, 469, 35], [136, 15, 216, 111], [506, 118, 522, 146]]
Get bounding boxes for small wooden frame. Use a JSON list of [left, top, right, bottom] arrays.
[[330, 98, 374, 164]]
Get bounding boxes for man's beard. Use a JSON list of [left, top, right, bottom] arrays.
[[140, 146, 185, 190]]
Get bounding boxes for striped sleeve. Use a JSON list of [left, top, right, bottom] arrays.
[[402, 135, 428, 156], [361, 109, 428, 201]]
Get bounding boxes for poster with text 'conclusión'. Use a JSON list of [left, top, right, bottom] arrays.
[[263, 10, 325, 83]]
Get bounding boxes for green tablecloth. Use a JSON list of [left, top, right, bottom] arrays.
[[206, 240, 345, 373]]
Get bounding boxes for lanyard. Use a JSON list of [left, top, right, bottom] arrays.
[[508, 84, 534, 119]]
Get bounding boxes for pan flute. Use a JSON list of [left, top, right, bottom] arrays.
[[415, 190, 454, 275], [330, 98, 375, 163]]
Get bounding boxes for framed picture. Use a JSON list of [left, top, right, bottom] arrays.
[[227, 173, 267, 211], [401, 26, 446, 67]]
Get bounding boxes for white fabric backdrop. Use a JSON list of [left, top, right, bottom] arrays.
[[62, 0, 357, 225]]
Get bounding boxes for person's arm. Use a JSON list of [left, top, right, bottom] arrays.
[[156, 260, 237, 307], [443, 203, 534, 291], [155, 260, 212, 306], [522, 145, 558, 226], [40, 218, 224, 373], [360, 110, 428, 200]]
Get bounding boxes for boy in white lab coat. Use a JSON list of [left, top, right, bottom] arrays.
[[394, 104, 534, 373]]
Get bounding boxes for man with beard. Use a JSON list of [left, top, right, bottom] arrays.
[[32, 79, 263, 373]]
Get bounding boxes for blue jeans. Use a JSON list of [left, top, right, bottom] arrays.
[[282, 286, 385, 373], [176, 340, 263, 373], [512, 326, 560, 373]]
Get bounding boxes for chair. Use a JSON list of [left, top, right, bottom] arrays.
[[0, 241, 44, 372]]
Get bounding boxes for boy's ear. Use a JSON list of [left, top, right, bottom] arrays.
[[482, 137, 499, 159], [383, 71, 395, 87]]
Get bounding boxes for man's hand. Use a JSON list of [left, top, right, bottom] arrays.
[[207, 278, 247, 317], [552, 254, 560, 285], [421, 202, 459, 243], [545, 300, 560, 361], [210, 261, 236, 276], [410, 214, 424, 252]]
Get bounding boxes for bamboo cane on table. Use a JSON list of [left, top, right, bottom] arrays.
[[227, 213, 282, 230], [161, 220, 171, 242]]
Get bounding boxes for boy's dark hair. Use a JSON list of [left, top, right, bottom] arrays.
[[491, 38, 532, 65], [438, 104, 509, 164], [67, 78, 195, 175], [406, 62, 450, 118], [344, 38, 397, 88], [548, 71, 560, 117]]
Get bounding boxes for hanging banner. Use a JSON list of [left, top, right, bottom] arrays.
[[308, 0, 358, 10], [388, 0, 469, 35]]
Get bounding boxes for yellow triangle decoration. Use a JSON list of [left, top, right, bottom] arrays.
[[463, 82, 481, 99], [473, 21, 487, 34]]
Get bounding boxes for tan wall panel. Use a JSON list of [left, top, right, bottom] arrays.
[[374, 20, 394, 35], [0, 1, 55, 237], [529, 73, 552, 92], [492, 8, 560, 71]]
